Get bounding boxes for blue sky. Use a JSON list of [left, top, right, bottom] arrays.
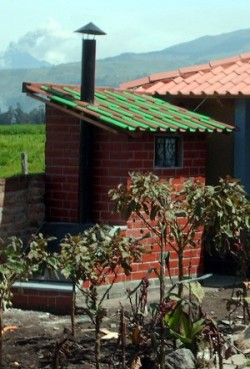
[[1, 0, 250, 64]]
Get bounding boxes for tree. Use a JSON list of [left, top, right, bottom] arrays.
[[29, 105, 45, 124], [0, 103, 45, 124]]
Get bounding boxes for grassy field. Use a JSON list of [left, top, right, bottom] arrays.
[[0, 124, 45, 178]]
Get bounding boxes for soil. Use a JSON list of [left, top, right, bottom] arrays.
[[1, 284, 246, 369]]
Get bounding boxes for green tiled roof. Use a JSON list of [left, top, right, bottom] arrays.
[[23, 83, 235, 133]]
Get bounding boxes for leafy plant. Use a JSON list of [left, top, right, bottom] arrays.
[[110, 172, 208, 299], [203, 177, 250, 279], [59, 224, 145, 369], [109, 172, 211, 368], [0, 234, 57, 369], [164, 280, 205, 352]]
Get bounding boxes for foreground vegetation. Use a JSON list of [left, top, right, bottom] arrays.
[[1, 173, 250, 368], [0, 124, 45, 178]]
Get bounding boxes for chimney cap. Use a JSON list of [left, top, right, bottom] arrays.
[[75, 22, 106, 36]]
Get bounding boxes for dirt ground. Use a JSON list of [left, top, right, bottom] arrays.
[[2, 283, 245, 369]]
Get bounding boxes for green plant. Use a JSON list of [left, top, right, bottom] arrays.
[[0, 234, 57, 369], [203, 177, 250, 279], [59, 224, 144, 369], [0, 124, 45, 177], [110, 172, 207, 299], [164, 280, 205, 352], [109, 172, 210, 368]]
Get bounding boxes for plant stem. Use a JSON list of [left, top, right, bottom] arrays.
[[178, 249, 184, 297], [159, 239, 166, 304], [0, 304, 2, 369], [120, 305, 126, 369], [95, 314, 101, 369], [71, 285, 76, 338], [159, 239, 166, 369], [159, 318, 165, 369]]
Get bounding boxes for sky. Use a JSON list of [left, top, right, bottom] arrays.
[[1, 0, 250, 65]]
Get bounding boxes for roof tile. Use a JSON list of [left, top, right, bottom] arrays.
[[219, 72, 238, 84], [157, 81, 177, 94], [214, 82, 235, 94], [229, 82, 250, 95], [191, 83, 211, 95], [121, 53, 250, 97], [207, 72, 226, 85], [23, 82, 234, 133], [209, 55, 240, 67], [149, 70, 180, 82], [179, 63, 210, 74], [240, 53, 250, 60], [239, 86, 250, 95], [179, 82, 199, 95], [231, 73, 249, 84], [120, 76, 150, 89], [234, 62, 250, 74], [146, 81, 165, 93], [210, 66, 224, 75]]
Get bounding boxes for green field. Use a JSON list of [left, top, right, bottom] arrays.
[[0, 124, 45, 178]]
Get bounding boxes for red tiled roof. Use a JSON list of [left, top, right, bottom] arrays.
[[120, 53, 250, 96]]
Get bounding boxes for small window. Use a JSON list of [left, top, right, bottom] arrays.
[[154, 136, 182, 168]]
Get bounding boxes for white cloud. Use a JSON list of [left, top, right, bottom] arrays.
[[5, 19, 80, 65]]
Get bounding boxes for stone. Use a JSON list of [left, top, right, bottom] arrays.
[[230, 353, 247, 368], [164, 348, 196, 369], [210, 362, 237, 369], [234, 325, 250, 351]]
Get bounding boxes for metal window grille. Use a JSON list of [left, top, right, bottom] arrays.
[[155, 136, 179, 167]]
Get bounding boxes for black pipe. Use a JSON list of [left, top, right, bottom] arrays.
[[78, 39, 96, 223], [80, 39, 96, 103]]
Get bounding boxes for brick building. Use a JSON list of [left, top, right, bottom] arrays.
[[23, 83, 234, 283], [121, 53, 250, 193]]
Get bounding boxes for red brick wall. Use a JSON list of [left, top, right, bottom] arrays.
[[45, 107, 206, 284], [11, 285, 72, 314], [125, 212, 204, 280], [0, 174, 45, 241], [92, 128, 206, 225], [45, 107, 206, 225], [45, 108, 80, 222], [91, 129, 206, 278]]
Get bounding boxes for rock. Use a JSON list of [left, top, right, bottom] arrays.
[[230, 353, 247, 368], [234, 325, 250, 350], [210, 361, 237, 369], [223, 353, 247, 369], [165, 348, 196, 369]]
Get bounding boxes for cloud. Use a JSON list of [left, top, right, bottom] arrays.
[[5, 20, 80, 65]]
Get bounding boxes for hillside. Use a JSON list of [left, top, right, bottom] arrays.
[[1, 28, 250, 112]]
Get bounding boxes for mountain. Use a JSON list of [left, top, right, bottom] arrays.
[[1, 28, 250, 113], [0, 43, 52, 70]]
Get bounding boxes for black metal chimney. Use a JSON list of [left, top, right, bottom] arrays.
[[75, 22, 106, 223], [75, 22, 106, 103]]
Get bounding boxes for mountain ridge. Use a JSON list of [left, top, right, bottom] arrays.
[[1, 28, 250, 112]]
